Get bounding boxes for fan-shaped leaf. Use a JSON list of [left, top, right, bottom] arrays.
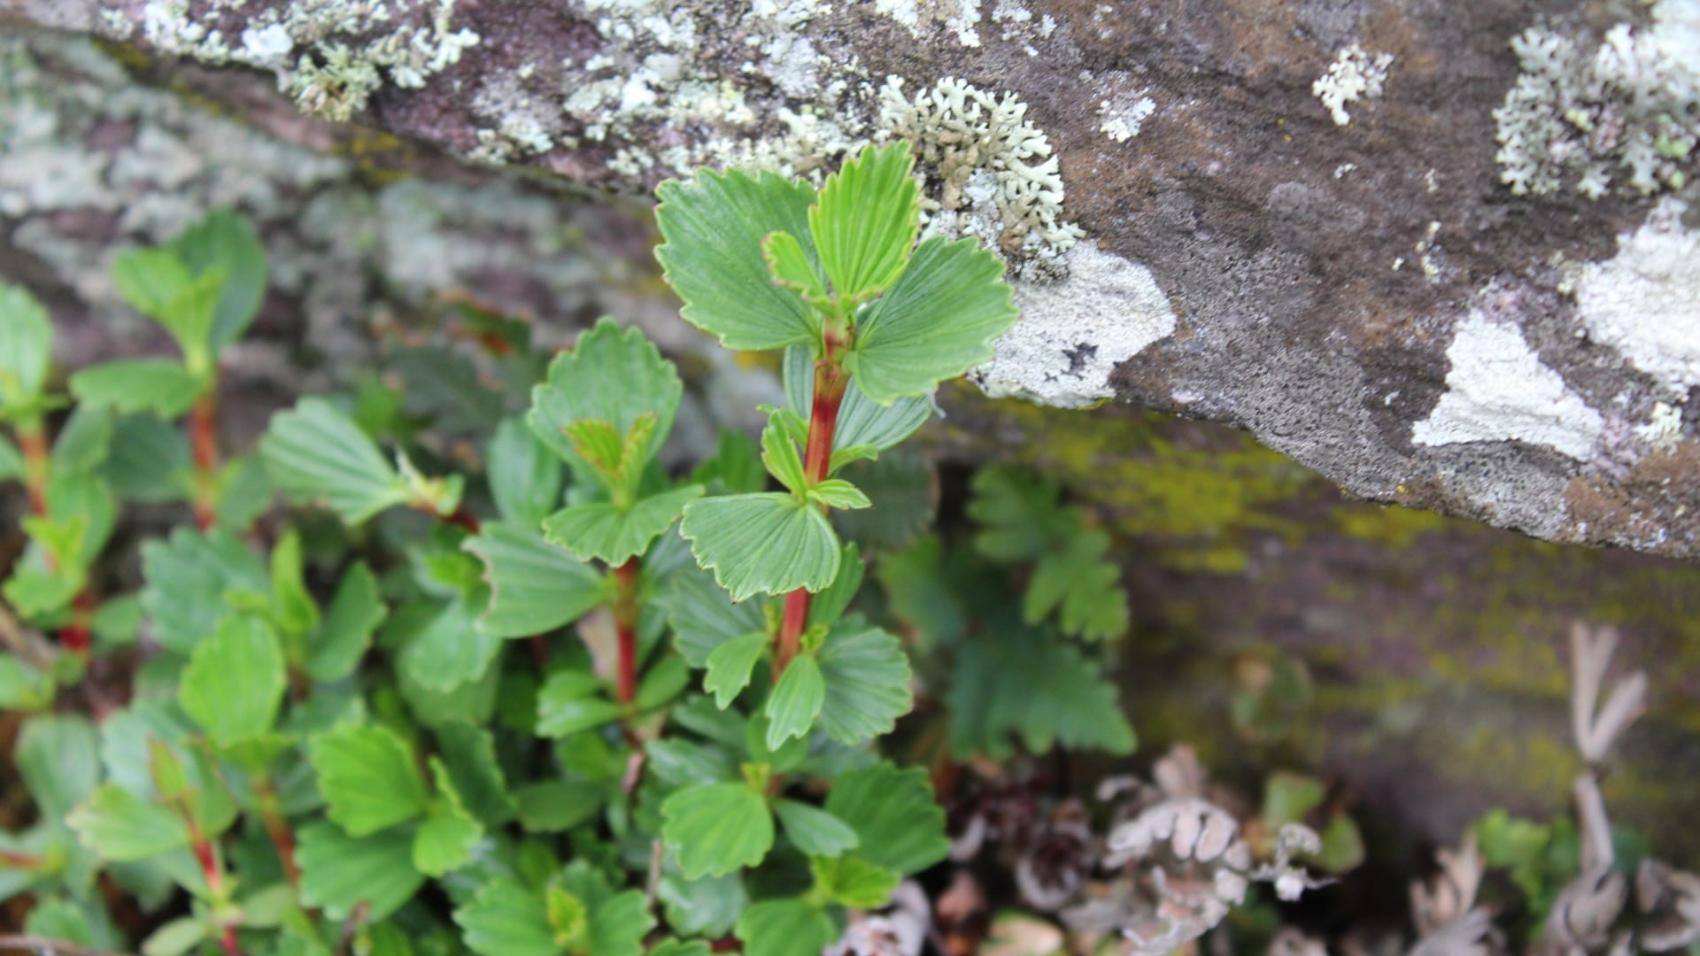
[[679, 493, 841, 601], [261, 397, 408, 525]]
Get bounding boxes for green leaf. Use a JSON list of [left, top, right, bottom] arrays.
[[783, 345, 932, 462], [735, 898, 837, 956], [307, 562, 387, 682], [487, 416, 563, 526], [308, 724, 430, 836], [69, 360, 203, 417], [17, 714, 100, 821], [659, 867, 747, 937], [455, 879, 556, 956], [636, 654, 691, 711], [113, 249, 224, 371], [0, 283, 52, 412], [947, 622, 1136, 759], [650, 941, 713, 956], [661, 781, 775, 878], [297, 822, 423, 921], [49, 404, 114, 476], [774, 800, 858, 857], [817, 623, 913, 746], [808, 479, 871, 510], [811, 854, 900, 908], [680, 493, 841, 601], [832, 453, 936, 550], [514, 781, 605, 833], [0, 653, 53, 712], [1263, 771, 1326, 827], [703, 632, 767, 708], [269, 529, 320, 643], [0, 433, 21, 481], [764, 653, 825, 750], [398, 602, 501, 693], [527, 318, 682, 486], [171, 209, 267, 351], [435, 722, 517, 828], [412, 758, 483, 876], [465, 523, 605, 639], [178, 615, 285, 746], [261, 397, 409, 525], [1024, 529, 1128, 641], [536, 669, 623, 737], [824, 762, 949, 875], [656, 168, 820, 351], [561, 861, 655, 956], [67, 785, 190, 861], [843, 235, 1017, 403], [664, 565, 765, 666], [760, 414, 808, 496], [691, 428, 765, 494], [101, 413, 191, 503], [140, 526, 266, 654], [141, 918, 206, 956], [542, 484, 704, 565], [762, 230, 828, 302], [809, 142, 920, 301]]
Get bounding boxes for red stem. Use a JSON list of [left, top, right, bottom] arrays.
[[189, 389, 220, 530], [774, 345, 848, 677], [186, 822, 239, 955], [613, 558, 640, 704], [257, 782, 300, 886], [17, 423, 48, 517], [443, 506, 481, 534]]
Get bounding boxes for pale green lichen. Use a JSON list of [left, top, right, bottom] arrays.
[[1312, 43, 1393, 126], [129, 0, 480, 122], [1495, 0, 1700, 198], [877, 75, 1083, 270]]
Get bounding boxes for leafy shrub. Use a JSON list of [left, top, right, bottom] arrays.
[[0, 144, 1137, 953]]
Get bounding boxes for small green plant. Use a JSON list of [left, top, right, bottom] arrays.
[[0, 148, 1148, 953]]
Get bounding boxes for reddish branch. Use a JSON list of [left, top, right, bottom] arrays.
[[189, 390, 220, 530], [16, 423, 48, 517], [186, 819, 239, 955], [613, 558, 641, 704], [774, 335, 849, 677]]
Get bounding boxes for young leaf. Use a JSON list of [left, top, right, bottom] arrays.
[[487, 416, 563, 526], [113, 250, 224, 372], [764, 653, 825, 750], [774, 800, 859, 857], [67, 785, 190, 861], [464, 523, 605, 639], [178, 616, 285, 747], [760, 415, 808, 496], [663, 566, 766, 666], [306, 562, 388, 682], [536, 670, 623, 737], [171, 209, 267, 351], [308, 724, 431, 836], [783, 345, 932, 460], [807, 543, 863, 630], [560, 861, 655, 956], [811, 854, 900, 909], [824, 762, 949, 875], [527, 318, 682, 485], [68, 359, 204, 418], [261, 397, 409, 525], [679, 493, 842, 601], [762, 230, 828, 302], [454, 879, 556, 956], [808, 142, 920, 301], [703, 631, 767, 708], [661, 781, 775, 878], [808, 479, 872, 511], [0, 283, 52, 413], [655, 168, 820, 351], [411, 758, 483, 877], [842, 236, 1017, 404], [0, 434, 21, 481], [541, 484, 704, 565], [735, 898, 837, 956], [816, 623, 914, 746], [0, 654, 53, 712], [296, 822, 424, 921]]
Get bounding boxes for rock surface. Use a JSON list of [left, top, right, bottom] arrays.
[[6, 0, 1700, 558]]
